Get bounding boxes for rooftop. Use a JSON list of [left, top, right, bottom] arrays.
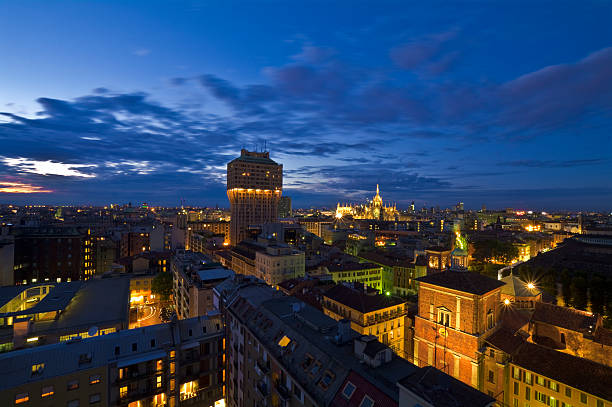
[[531, 302, 597, 333], [398, 366, 495, 407], [416, 271, 505, 295], [325, 261, 380, 273], [500, 274, 542, 298], [512, 341, 612, 402], [324, 283, 405, 314], [0, 316, 222, 391], [229, 150, 279, 166]]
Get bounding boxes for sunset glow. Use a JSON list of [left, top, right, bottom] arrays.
[[0, 181, 52, 193]]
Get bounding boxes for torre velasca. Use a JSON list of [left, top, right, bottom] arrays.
[[226, 149, 283, 245]]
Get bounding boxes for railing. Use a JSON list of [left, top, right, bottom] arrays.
[[274, 380, 291, 400], [364, 310, 407, 327]]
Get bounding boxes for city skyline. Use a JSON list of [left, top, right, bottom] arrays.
[[1, 1, 611, 210]]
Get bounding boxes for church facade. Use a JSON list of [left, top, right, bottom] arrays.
[[336, 184, 399, 221]]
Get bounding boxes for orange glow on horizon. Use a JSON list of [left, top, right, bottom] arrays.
[[0, 181, 52, 193]]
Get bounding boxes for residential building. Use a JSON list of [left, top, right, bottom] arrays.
[[0, 316, 225, 407], [221, 276, 492, 407], [0, 277, 131, 352], [227, 149, 283, 245], [322, 282, 408, 357], [255, 243, 305, 286], [172, 250, 234, 319], [323, 261, 383, 292]]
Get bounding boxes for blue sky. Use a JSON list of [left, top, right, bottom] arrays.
[[1, 0, 611, 210]]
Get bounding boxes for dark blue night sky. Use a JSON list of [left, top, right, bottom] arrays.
[[1, 1, 611, 210]]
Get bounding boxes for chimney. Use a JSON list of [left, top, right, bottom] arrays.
[[335, 319, 351, 344]]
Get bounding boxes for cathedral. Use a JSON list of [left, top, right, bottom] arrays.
[[336, 184, 398, 221]]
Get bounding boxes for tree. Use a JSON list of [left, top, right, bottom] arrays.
[[561, 269, 572, 307], [570, 276, 588, 311], [590, 275, 606, 315], [472, 240, 519, 264], [152, 272, 173, 302]]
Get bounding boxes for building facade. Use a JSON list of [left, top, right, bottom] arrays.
[[254, 244, 305, 286], [413, 271, 505, 390], [227, 149, 283, 246], [0, 316, 225, 407], [322, 283, 408, 357]]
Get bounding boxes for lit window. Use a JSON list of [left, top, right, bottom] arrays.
[[342, 382, 356, 399], [41, 386, 54, 398], [157, 376, 162, 388], [15, 393, 29, 404], [120, 386, 128, 398], [89, 375, 101, 385], [31, 363, 45, 376], [67, 380, 79, 391]]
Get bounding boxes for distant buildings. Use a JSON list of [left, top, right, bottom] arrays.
[[0, 316, 225, 407], [227, 149, 283, 245]]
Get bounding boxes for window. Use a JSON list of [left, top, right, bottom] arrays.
[[68, 400, 79, 407], [114, 346, 120, 355], [320, 371, 334, 389], [580, 393, 587, 404], [151, 339, 156, 348], [360, 396, 375, 407], [514, 381, 519, 395], [120, 386, 128, 398], [565, 387, 571, 397], [67, 380, 79, 391], [310, 361, 322, 375], [487, 310, 495, 329], [488, 370, 495, 383], [342, 382, 356, 399], [41, 386, 54, 397], [15, 393, 29, 404], [89, 375, 101, 385], [79, 353, 92, 365], [549, 381, 559, 392], [156, 359, 163, 371], [31, 363, 45, 376], [89, 393, 101, 404], [156, 376, 162, 388], [525, 371, 532, 385], [437, 309, 451, 326], [525, 386, 530, 400], [512, 367, 521, 380], [131, 343, 137, 352], [597, 401, 604, 407]]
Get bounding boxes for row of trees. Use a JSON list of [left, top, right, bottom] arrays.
[[514, 264, 612, 327]]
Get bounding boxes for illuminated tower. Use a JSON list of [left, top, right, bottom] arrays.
[[227, 149, 283, 245]]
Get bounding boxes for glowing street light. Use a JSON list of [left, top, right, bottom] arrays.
[[527, 282, 536, 290], [504, 299, 511, 305]]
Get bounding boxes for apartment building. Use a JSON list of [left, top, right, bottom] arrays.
[[0, 316, 225, 407], [220, 277, 494, 407], [323, 261, 383, 292], [255, 243, 304, 286], [322, 282, 408, 357], [172, 250, 234, 319]]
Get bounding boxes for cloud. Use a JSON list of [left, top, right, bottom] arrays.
[[390, 31, 457, 70], [0, 181, 52, 193], [1, 157, 97, 177], [133, 48, 151, 56]]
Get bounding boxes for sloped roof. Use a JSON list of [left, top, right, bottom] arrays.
[[500, 274, 541, 297], [531, 302, 597, 333], [512, 342, 612, 402]]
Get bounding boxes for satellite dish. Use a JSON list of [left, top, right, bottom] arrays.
[[88, 326, 99, 337]]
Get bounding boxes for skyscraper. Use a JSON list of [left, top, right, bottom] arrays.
[[227, 149, 282, 245]]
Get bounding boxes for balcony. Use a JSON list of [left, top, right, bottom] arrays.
[[254, 359, 270, 376], [274, 380, 291, 401], [256, 381, 269, 398], [364, 310, 407, 327]]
